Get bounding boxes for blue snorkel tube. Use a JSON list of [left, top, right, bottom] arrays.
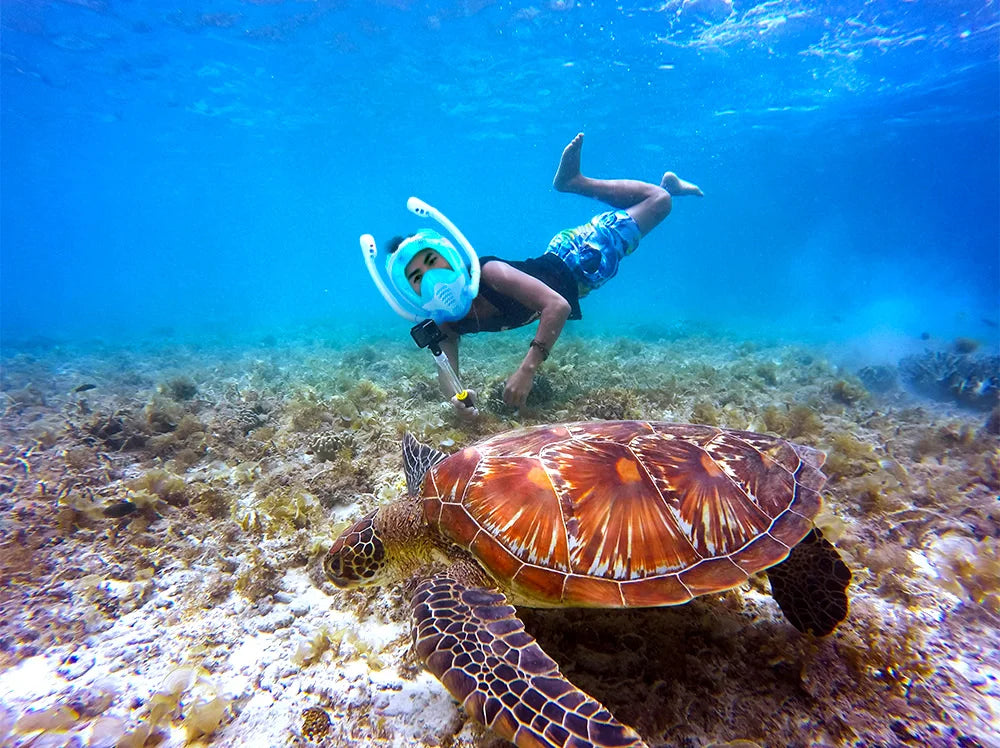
[[362, 197, 480, 413]]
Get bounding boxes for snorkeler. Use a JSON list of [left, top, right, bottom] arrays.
[[365, 133, 703, 416]]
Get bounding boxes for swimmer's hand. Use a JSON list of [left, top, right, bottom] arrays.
[[450, 389, 479, 420], [503, 368, 534, 410]]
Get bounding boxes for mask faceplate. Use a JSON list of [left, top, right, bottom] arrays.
[[386, 229, 473, 322]]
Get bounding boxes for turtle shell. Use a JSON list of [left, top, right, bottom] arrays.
[[420, 421, 827, 608]]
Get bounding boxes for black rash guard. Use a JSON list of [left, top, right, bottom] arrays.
[[448, 254, 582, 335]]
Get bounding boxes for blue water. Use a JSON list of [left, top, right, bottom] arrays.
[[2, 0, 998, 353]]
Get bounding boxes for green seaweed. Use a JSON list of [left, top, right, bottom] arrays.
[[147, 414, 209, 465], [144, 396, 185, 434], [754, 362, 779, 386], [933, 535, 1000, 613], [762, 404, 822, 440], [116, 666, 230, 747], [128, 469, 187, 506], [190, 484, 234, 519], [823, 433, 877, 480], [691, 400, 721, 426], [234, 548, 282, 601], [576, 387, 640, 421], [830, 378, 869, 406], [253, 487, 323, 535], [287, 394, 333, 433], [160, 376, 198, 401]]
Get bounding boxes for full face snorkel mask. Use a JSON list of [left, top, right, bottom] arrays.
[[361, 197, 481, 325], [361, 198, 481, 412], [386, 230, 473, 324]]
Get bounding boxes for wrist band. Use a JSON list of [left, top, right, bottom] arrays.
[[529, 339, 550, 361]]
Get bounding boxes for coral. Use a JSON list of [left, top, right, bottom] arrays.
[[308, 430, 357, 462], [856, 364, 898, 394], [899, 351, 999, 410], [301, 706, 332, 741], [234, 402, 269, 433], [3, 330, 997, 746]]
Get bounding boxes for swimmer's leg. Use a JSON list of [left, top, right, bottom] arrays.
[[552, 133, 700, 236]]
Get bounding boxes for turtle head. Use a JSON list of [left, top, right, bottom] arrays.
[[324, 509, 387, 588]]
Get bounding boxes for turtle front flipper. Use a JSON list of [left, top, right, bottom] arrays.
[[411, 574, 647, 748], [766, 528, 852, 636]]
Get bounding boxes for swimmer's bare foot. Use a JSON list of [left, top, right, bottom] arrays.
[[661, 172, 704, 197], [553, 133, 586, 192]]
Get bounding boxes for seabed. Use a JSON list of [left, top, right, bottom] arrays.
[[0, 328, 997, 747]]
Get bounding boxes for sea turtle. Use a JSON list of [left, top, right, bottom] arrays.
[[324, 421, 851, 748]]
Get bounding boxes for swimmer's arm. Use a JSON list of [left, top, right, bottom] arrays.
[[484, 262, 571, 356], [484, 262, 570, 406]]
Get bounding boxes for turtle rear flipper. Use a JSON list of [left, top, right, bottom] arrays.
[[412, 573, 647, 748], [766, 528, 851, 636]]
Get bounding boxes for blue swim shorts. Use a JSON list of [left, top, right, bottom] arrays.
[[544, 210, 641, 297]]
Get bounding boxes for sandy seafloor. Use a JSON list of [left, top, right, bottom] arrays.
[[0, 327, 997, 748]]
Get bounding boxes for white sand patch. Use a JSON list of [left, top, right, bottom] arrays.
[[0, 561, 460, 747]]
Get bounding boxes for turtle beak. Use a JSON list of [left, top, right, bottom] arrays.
[[323, 539, 354, 588]]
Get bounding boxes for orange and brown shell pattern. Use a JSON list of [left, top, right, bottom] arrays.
[[420, 420, 827, 608]]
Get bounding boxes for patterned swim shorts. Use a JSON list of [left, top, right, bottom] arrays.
[[544, 210, 641, 297]]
